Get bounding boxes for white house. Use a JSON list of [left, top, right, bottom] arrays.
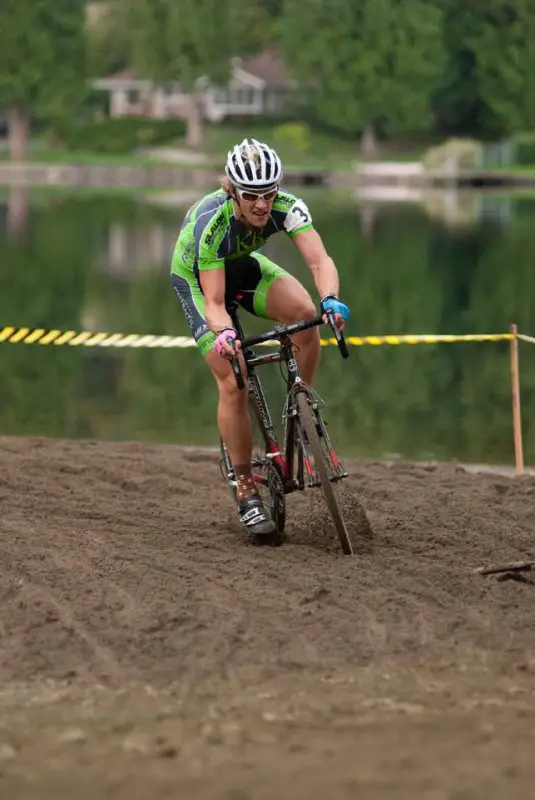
[[92, 47, 294, 123]]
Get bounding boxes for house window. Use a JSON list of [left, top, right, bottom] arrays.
[[214, 88, 230, 104], [230, 87, 254, 106], [212, 86, 257, 107], [127, 88, 140, 104]]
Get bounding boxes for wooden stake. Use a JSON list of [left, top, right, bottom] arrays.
[[510, 324, 524, 476]]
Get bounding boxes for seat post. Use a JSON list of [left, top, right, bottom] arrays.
[[227, 302, 245, 340]]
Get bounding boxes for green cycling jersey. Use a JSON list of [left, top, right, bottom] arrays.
[[171, 188, 314, 279]]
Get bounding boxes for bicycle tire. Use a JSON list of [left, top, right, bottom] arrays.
[[295, 390, 353, 555], [249, 397, 286, 535]]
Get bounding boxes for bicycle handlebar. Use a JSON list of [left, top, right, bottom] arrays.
[[241, 314, 323, 349], [229, 312, 349, 390], [325, 310, 349, 359]]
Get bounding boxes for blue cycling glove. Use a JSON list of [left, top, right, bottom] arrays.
[[321, 295, 350, 320]]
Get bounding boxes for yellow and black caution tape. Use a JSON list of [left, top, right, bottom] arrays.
[[337, 332, 514, 346], [0, 326, 196, 349], [0, 325, 520, 350]]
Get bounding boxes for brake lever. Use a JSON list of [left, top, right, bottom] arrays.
[[229, 342, 245, 390], [326, 310, 349, 359]]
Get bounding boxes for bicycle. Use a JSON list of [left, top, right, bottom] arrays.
[[219, 303, 354, 555]]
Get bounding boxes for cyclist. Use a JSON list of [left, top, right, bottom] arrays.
[[171, 138, 349, 536]]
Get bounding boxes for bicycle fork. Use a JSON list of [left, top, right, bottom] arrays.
[[286, 388, 348, 489]]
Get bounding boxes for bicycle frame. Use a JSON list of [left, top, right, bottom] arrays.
[[228, 305, 346, 494]]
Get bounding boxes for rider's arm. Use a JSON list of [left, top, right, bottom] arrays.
[[292, 229, 340, 300], [280, 194, 340, 300], [198, 268, 235, 333], [195, 209, 235, 333]]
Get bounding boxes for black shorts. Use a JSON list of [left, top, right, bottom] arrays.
[[171, 253, 288, 356]]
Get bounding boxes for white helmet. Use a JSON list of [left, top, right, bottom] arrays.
[[225, 138, 283, 192]]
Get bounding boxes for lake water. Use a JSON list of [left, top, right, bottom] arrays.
[[1, 183, 534, 466]]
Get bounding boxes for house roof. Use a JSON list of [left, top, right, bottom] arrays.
[[93, 48, 293, 91], [92, 69, 152, 90], [239, 46, 291, 88], [104, 68, 135, 82]]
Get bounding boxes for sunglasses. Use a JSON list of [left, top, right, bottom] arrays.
[[236, 187, 278, 203]]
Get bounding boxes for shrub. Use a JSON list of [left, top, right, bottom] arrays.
[[272, 121, 312, 154], [50, 117, 186, 154], [421, 138, 483, 171], [512, 132, 535, 166]]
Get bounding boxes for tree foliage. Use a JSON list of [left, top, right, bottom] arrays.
[[280, 0, 445, 137], [122, 0, 266, 87], [0, 0, 86, 157], [4, 0, 535, 155], [434, 0, 535, 137], [0, 0, 86, 116]]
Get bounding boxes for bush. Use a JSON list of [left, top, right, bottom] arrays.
[[272, 121, 312, 154], [512, 132, 535, 166], [50, 117, 187, 154], [421, 137, 483, 171]]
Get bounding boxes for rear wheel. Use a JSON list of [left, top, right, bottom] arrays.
[[295, 390, 353, 555], [250, 420, 286, 537]]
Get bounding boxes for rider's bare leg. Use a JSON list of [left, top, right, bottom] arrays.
[[206, 350, 255, 501], [207, 349, 275, 534], [265, 275, 320, 385]]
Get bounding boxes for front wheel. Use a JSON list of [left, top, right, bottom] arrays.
[[295, 391, 353, 555]]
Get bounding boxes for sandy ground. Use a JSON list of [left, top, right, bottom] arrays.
[[1, 435, 535, 799]]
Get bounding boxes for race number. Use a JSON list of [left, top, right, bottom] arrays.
[[284, 199, 312, 233]]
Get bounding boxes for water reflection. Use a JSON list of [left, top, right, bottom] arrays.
[[0, 184, 534, 465], [355, 184, 515, 228]]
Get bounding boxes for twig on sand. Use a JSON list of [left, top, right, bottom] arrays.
[[473, 561, 534, 576]]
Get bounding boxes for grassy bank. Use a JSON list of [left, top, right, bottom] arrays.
[[0, 147, 171, 168], [0, 122, 431, 172], [193, 123, 434, 170], [2, 124, 535, 178], [204, 124, 387, 170]]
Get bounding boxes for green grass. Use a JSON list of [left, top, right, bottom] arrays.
[[486, 164, 535, 175], [0, 185, 160, 205], [200, 123, 359, 170], [0, 146, 170, 167], [2, 125, 535, 176], [198, 123, 429, 171], [0, 123, 453, 172]]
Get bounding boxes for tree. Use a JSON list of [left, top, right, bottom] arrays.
[[0, 0, 86, 160], [87, 1, 131, 78], [122, 0, 268, 148], [280, 0, 445, 147], [434, 0, 535, 137]]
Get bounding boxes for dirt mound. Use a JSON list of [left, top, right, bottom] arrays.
[[1, 436, 535, 798]]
